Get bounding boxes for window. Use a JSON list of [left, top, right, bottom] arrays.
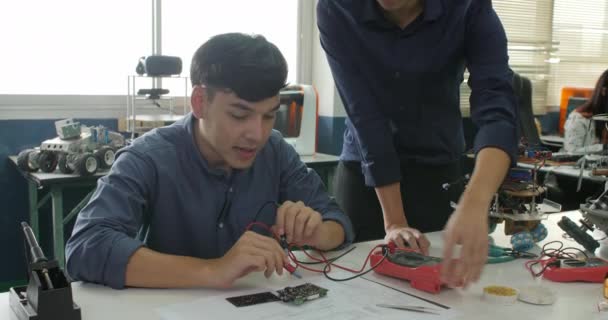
[[548, 0, 608, 106], [0, 0, 151, 95], [162, 0, 299, 95], [460, 0, 554, 115]]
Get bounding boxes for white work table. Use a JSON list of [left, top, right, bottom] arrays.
[[3, 210, 608, 319]]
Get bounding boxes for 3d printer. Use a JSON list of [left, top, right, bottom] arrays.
[[274, 84, 318, 156]]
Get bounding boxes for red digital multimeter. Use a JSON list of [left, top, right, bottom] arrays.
[[370, 243, 447, 294], [541, 257, 608, 283]]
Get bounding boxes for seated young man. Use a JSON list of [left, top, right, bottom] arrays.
[[65, 33, 354, 289]]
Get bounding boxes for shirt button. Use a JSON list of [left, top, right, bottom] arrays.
[[218, 222, 224, 229], [228, 187, 233, 193], [394, 71, 400, 79]]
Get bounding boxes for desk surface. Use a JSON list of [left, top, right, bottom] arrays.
[[518, 161, 607, 183], [541, 134, 565, 145], [3, 210, 607, 320], [541, 135, 565, 148], [8, 156, 107, 187], [300, 152, 339, 164], [8, 153, 339, 186]]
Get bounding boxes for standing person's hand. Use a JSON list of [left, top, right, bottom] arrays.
[[440, 200, 489, 288], [384, 225, 430, 255]]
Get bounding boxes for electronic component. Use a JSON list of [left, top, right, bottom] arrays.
[[276, 283, 328, 305], [226, 292, 280, 307]]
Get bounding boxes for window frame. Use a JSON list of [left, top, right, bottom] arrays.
[[0, 0, 309, 120]]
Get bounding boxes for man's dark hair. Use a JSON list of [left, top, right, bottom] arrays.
[[191, 33, 288, 102]]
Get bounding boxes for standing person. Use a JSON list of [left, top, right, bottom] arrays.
[[65, 33, 354, 289], [317, 0, 518, 287]]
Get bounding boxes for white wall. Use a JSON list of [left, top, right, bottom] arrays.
[[310, 0, 347, 119]]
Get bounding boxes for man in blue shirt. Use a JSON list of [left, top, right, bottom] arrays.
[[317, 0, 517, 288], [65, 33, 354, 289]]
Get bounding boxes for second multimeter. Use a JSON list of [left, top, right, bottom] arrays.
[[542, 257, 608, 283]]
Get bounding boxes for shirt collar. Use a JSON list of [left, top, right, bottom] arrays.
[[182, 112, 232, 178], [358, 0, 443, 25]]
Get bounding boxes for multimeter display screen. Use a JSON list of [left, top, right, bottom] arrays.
[[388, 251, 442, 268], [562, 258, 608, 268]]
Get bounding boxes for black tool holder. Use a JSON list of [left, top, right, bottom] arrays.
[[9, 223, 81, 320]]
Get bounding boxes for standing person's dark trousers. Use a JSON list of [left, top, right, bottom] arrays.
[[333, 160, 464, 242]]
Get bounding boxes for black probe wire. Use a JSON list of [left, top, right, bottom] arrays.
[[322, 247, 388, 282]]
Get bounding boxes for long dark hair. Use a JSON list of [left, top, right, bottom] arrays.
[[577, 69, 608, 139]]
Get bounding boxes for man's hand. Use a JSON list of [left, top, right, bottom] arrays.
[[440, 200, 489, 288], [212, 231, 288, 288], [385, 225, 430, 255], [274, 201, 324, 247]]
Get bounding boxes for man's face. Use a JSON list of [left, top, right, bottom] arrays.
[[195, 88, 280, 170]]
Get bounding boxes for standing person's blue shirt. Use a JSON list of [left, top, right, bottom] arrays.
[[65, 113, 354, 289], [317, 0, 518, 289], [318, 0, 518, 186]]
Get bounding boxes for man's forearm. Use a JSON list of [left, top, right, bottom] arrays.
[[462, 147, 511, 212], [375, 182, 408, 230], [125, 247, 219, 288]]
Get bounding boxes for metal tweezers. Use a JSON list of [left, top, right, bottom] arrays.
[[376, 303, 441, 315]]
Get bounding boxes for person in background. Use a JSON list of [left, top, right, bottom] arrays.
[[317, 0, 518, 288], [563, 69, 608, 153], [65, 33, 354, 289]]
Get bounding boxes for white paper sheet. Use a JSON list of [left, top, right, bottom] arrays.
[[156, 275, 459, 320]]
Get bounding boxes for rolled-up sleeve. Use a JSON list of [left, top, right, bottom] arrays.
[[277, 136, 354, 249], [317, 0, 400, 187], [65, 150, 155, 289], [466, 0, 518, 164]]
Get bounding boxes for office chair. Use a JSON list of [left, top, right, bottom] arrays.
[[512, 73, 542, 146]]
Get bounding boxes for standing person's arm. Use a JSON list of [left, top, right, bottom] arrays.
[[441, 0, 518, 288], [317, 0, 429, 252]]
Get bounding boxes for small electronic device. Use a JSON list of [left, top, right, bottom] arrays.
[[225, 283, 328, 308], [276, 283, 328, 305], [541, 257, 608, 282], [275, 84, 318, 156], [226, 292, 280, 307], [370, 243, 446, 294]]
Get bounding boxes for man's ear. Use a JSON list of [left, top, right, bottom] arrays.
[[191, 86, 207, 119]]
